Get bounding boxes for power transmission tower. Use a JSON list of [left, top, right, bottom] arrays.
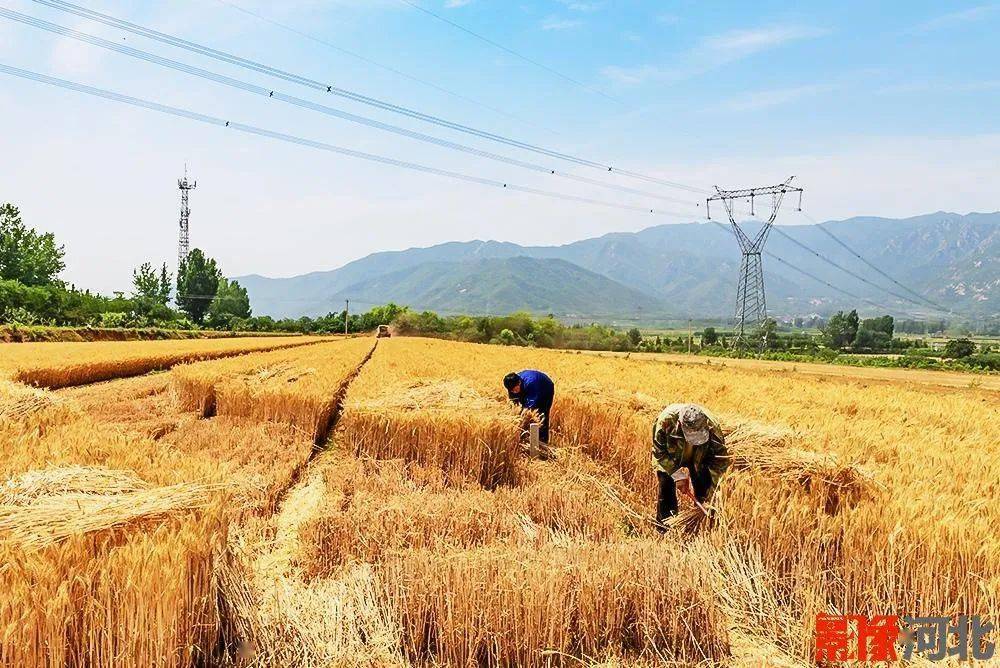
[[707, 178, 803, 351], [177, 165, 197, 271]]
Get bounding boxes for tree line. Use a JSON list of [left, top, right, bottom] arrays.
[[0, 202, 251, 330]]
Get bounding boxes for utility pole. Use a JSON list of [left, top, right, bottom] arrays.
[[707, 178, 803, 352], [177, 165, 197, 272], [344, 299, 349, 335]]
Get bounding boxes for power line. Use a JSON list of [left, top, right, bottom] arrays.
[[798, 210, 953, 314], [706, 220, 917, 317], [0, 62, 695, 220], [767, 225, 951, 314], [212, 0, 552, 134], [396, 0, 622, 106], [29, 0, 705, 196], [0, 8, 698, 209]]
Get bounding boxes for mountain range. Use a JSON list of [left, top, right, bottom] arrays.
[[236, 211, 1000, 322]]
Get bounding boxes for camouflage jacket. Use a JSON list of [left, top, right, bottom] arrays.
[[651, 404, 730, 492]]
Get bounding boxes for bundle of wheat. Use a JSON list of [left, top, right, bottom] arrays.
[[701, 539, 813, 667], [0, 481, 221, 547], [0, 380, 72, 423], [1, 465, 149, 504], [725, 421, 876, 511]]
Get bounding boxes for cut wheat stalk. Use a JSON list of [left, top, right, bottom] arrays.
[[0, 481, 222, 547], [1, 465, 150, 504]]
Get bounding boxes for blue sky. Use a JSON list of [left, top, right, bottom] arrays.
[[0, 0, 997, 293]]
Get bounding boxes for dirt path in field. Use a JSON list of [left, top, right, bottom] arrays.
[[218, 340, 404, 666], [254, 467, 326, 583]]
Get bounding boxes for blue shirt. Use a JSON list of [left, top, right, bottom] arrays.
[[512, 369, 554, 410]]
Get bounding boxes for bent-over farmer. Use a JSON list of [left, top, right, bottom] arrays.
[[652, 403, 729, 527], [503, 369, 554, 443]]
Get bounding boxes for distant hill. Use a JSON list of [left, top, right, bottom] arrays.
[[321, 257, 666, 317], [237, 212, 1000, 320]]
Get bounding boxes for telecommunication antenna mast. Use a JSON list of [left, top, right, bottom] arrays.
[[706, 178, 803, 351], [177, 165, 197, 270]]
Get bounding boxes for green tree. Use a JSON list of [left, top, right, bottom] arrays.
[[0, 203, 65, 286], [702, 327, 719, 345], [176, 249, 222, 325], [497, 328, 517, 345], [132, 262, 172, 305], [860, 315, 894, 338], [823, 310, 860, 350], [207, 278, 251, 329], [627, 327, 643, 346], [943, 338, 976, 359]]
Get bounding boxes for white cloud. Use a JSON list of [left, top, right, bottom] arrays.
[[911, 4, 998, 33], [723, 83, 837, 111], [601, 24, 827, 86], [702, 25, 826, 57], [601, 63, 663, 86], [47, 19, 111, 76], [540, 16, 583, 31], [445, 0, 473, 7], [879, 79, 1000, 95], [554, 0, 602, 12]]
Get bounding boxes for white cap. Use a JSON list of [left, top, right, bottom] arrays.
[[679, 405, 710, 446]]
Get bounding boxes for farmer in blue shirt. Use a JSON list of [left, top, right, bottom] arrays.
[[503, 369, 555, 443]]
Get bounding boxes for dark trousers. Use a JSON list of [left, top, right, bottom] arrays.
[[534, 399, 552, 443], [656, 466, 712, 523]]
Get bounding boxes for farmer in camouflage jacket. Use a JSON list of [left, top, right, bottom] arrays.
[[652, 403, 729, 527]]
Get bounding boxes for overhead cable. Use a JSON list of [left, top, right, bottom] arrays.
[[29, 0, 708, 195], [798, 210, 953, 314], [0, 63, 693, 219], [0, 8, 698, 208], [707, 219, 925, 317], [396, 0, 622, 106], [212, 0, 551, 132], [767, 226, 950, 313]]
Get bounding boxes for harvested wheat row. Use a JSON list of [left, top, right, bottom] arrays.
[[2, 336, 326, 388], [173, 338, 374, 440]]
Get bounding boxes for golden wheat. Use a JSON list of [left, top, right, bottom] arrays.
[[0, 335, 326, 388], [1, 335, 997, 666]]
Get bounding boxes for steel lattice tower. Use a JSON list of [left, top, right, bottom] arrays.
[[177, 166, 197, 270], [707, 178, 803, 351]]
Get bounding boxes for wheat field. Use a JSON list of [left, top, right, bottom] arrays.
[[0, 335, 327, 388], [0, 335, 996, 666]]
